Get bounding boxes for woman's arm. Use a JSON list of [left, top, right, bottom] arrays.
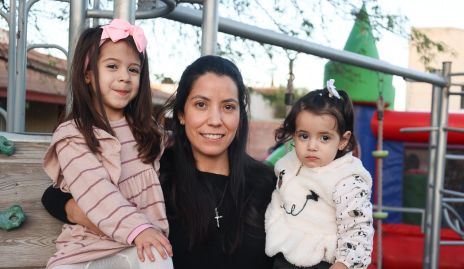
[[41, 185, 104, 235]]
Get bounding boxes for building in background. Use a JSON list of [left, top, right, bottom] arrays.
[[0, 29, 171, 133], [406, 27, 464, 112]]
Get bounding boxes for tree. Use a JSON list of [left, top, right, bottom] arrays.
[[0, 0, 452, 81]]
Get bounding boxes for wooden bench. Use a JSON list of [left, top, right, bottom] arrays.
[[0, 132, 62, 269]]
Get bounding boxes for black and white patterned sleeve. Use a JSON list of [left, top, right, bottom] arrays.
[[333, 175, 374, 268]]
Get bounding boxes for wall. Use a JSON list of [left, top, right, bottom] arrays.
[[407, 27, 464, 112]]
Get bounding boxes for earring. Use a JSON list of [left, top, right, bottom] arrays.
[[180, 119, 185, 125]]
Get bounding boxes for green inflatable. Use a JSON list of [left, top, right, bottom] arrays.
[[264, 141, 294, 167], [324, 4, 395, 108]]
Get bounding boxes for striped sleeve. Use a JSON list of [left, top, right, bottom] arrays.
[[52, 136, 151, 244]]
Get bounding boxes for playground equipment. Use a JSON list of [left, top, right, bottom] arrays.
[[1, 1, 463, 269]]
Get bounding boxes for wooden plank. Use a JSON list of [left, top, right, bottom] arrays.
[[0, 163, 51, 204], [0, 142, 50, 164], [0, 201, 62, 268], [0, 137, 59, 268]]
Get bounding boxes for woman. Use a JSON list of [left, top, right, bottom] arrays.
[[42, 55, 276, 269]]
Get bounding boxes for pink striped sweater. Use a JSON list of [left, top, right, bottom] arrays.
[[43, 118, 168, 268]]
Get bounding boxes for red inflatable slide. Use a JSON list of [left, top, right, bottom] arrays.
[[368, 224, 464, 269], [370, 111, 464, 144]]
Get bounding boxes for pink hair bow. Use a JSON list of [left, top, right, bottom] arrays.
[[100, 19, 147, 53]]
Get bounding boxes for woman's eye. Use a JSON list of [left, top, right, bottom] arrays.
[[224, 104, 237, 111], [195, 101, 206, 109]]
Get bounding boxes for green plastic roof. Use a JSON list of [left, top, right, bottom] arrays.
[[323, 4, 395, 107]]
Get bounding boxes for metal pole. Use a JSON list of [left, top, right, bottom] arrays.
[[113, 0, 136, 23], [376, 96, 385, 269], [429, 62, 452, 269], [92, 0, 101, 27], [422, 70, 442, 269], [13, 0, 28, 132], [201, 0, 218, 55], [6, 0, 16, 132], [67, 0, 87, 115], [165, 6, 447, 86]]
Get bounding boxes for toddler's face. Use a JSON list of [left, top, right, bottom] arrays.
[[293, 110, 351, 168]]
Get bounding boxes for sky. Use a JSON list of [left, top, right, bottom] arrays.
[[1, 0, 463, 111]]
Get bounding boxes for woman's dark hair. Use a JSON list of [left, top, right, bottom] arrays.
[[65, 25, 161, 164], [275, 88, 357, 159], [159, 55, 256, 252]]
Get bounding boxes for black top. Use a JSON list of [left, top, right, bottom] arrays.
[[165, 171, 273, 269], [41, 148, 276, 269]]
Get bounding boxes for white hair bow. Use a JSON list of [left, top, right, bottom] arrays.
[[326, 79, 341, 99]]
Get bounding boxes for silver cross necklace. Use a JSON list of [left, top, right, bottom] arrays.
[[214, 182, 229, 228]]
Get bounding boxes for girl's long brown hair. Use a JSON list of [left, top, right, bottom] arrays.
[[64, 26, 161, 163]]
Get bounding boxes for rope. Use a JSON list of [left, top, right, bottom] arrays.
[[0, 135, 15, 156]]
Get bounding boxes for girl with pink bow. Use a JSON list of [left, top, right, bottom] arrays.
[[43, 19, 173, 269]]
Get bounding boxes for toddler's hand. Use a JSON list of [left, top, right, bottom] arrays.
[[134, 228, 173, 262]]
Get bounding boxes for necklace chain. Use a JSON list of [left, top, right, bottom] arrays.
[[214, 181, 229, 228]]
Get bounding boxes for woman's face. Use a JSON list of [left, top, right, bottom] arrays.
[[179, 72, 240, 170]]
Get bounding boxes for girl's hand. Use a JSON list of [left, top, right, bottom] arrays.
[[330, 262, 349, 269], [134, 228, 173, 262]]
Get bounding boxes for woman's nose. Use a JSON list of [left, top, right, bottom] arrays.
[[207, 107, 222, 126]]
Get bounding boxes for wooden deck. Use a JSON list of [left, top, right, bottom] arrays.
[[0, 132, 61, 269]]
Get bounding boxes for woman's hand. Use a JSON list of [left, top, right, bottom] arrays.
[[64, 198, 104, 235], [134, 228, 173, 262]]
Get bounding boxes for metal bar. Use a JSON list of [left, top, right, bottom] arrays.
[[136, 0, 176, 19], [449, 72, 464, 77], [27, 44, 68, 58], [423, 70, 442, 269], [440, 241, 464, 246], [67, 0, 87, 115], [87, 0, 176, 20], [113, 0, 136, 23], [400, 127, 438, 133], [201, 0, 218, 55], [445, 154, 464, 160], [164, 6, 448, 87], [0, 10, 7, 21], [373, 205, 425, 214], [6, 0, 16, 132], [429, 62, 452, 269], [442, 189, 464, 198], [443, 197, 464, 203], [444, 127, 464, 133], [373, 205, 425, 232], [449, 84, 464, 87]]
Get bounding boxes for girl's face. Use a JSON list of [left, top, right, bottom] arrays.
[[179, 73, 240, 172], [85, 41, 141, 121], [293, 110, 351, 168]]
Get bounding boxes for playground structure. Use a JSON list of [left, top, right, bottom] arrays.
[[0, 1, 463, 268]]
